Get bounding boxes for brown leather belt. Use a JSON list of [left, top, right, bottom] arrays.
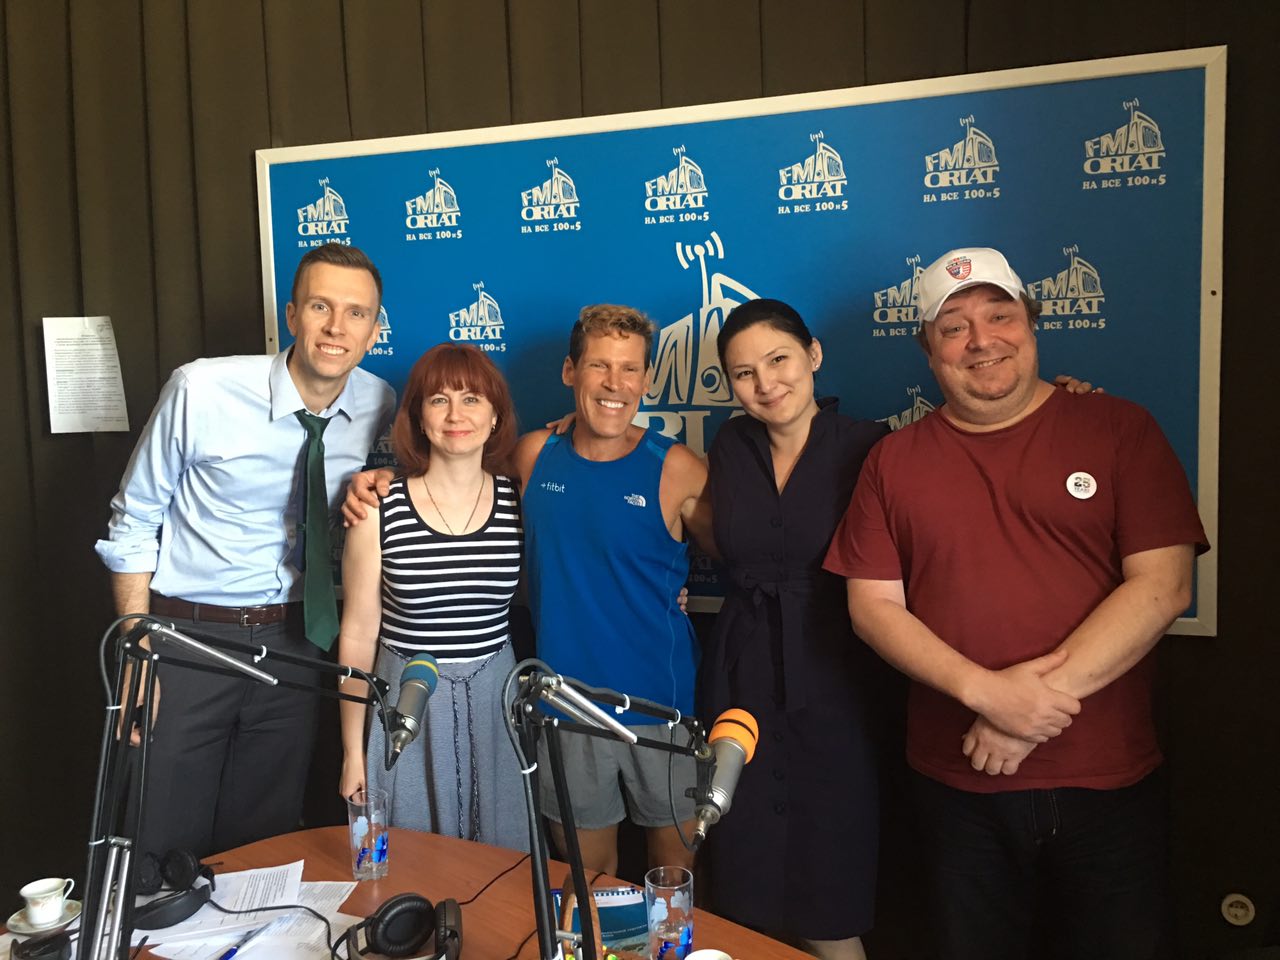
[[150, 593, 299, 627]]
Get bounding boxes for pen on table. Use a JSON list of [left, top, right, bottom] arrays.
[[216, 915, 287, 960]]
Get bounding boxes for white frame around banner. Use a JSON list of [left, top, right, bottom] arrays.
[[256, 46, 1225, 635]]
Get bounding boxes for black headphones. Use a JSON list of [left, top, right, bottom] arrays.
[[339, 894, 463, 959], [133, 848, 216, 930], [10, 930, 72, 960]]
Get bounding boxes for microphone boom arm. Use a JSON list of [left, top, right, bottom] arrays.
[[80, 614, 394, 960], [503, 660, 710, 960]]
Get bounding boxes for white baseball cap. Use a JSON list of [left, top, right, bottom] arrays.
[[917, 247, 1027, 324]]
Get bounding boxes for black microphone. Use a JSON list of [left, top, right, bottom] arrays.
[[386, 654, 440, 769], [692, 708, 759, 849]]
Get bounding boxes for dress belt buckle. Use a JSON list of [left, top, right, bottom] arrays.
[[239, 608, 252, 627]]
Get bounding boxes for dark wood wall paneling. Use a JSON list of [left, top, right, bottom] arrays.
[[263, 0, 352, 147], [967, 0, 1189, 69], [761, 0, 865, 95], [659, 0, 763, 106], [187, 0, 272, 357], [864, 0, 964, 83], [423, 0, 511, 132], [68, 8, 165, 864], [1168, 6, 1280, 958], [342, 0, 429, 140], [0, 0, 43, 892], [2, 1, 1278, 954], [142, 0, 206, 374], [4, 0, 107, 903], [71, 0, 159, 504], [508, 0, 583, 123], [580, 0, 661, 115]]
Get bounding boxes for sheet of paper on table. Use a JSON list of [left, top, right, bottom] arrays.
[[128, 859, 304, 946], [148, 877, 356, 959]]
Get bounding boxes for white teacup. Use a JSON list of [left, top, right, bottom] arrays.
[[686, 951, 733, 960], [19, 877, 74, 927]]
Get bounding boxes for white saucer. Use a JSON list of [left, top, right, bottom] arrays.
[[6, 899, 81, 935]]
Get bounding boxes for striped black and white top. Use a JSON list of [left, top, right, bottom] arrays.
[[377, 474, 523, 662]]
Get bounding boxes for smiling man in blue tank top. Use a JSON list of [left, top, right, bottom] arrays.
[[514, 304, 712, 876], [345, 306, 712, 873]]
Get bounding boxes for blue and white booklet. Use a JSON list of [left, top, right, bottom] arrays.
[[552, 885, 649, 954]]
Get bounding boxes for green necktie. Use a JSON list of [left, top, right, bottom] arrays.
[[295, 411, 339, 650]]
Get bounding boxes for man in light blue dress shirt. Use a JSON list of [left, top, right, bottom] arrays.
[[95, 243, 395, 858]]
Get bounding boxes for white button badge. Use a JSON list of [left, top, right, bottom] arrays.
[[1066, 471, 1097, 500]]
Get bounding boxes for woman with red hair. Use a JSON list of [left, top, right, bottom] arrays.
[[337, 343, 527, 850]]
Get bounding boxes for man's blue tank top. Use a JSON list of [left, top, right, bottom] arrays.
[[523, 428, 697, 723]]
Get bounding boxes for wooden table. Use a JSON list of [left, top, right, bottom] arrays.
[[204, 826, 808, 959]]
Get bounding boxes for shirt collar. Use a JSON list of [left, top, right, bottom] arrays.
[[269, 347, 358, 422]]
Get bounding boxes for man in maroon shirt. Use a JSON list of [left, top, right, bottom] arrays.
[[824, 247, 1208, 959]]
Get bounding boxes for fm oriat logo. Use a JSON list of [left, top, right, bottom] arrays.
[[405, 169, 460, 229], [778, 131, 848, 202], [1026, 245, 1108, 332], [1082, 99, 1166, 184], [297, 177, 350, 237], [640, 231, 758, 456], [645, 146, 708, 212], [871, 256, 924, 336], [520, 157, 580, 225], [922, 117, 1000, 203], [880, 386, 937, 431], [447, 282, 506, 350]]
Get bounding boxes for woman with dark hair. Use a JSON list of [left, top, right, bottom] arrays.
[[337, 342, 528, 851], [702, 298, 890, 960]]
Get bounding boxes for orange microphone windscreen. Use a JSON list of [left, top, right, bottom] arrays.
[[708, 708, 759, 764]]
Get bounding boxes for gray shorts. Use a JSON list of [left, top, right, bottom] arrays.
[[537, 723, 697, 829]]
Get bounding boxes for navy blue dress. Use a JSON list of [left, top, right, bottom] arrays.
[[700, 398, 890, 940]]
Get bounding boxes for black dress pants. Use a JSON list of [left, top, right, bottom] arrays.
[[132, 614, 320, 860]]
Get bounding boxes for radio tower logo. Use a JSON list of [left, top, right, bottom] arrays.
[[778, 131, 848, 200], [1025, 245, 1108, 331], [922, 117, 1001, 202], [1083, 99, 1166, 175], [521, 157, 580, 222], [645, 145, 709, 211], [297, 177, 350, 237], [447, 281, 506, 345], [405, 168, 460, 228], [640, 231, 759, 455], [871, 255, 925, 332]]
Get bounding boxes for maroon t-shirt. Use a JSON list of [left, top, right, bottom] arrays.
[[824, 389, 1208, 792]]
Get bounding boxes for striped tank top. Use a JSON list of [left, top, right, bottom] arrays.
[[377, 473, 523, 662]]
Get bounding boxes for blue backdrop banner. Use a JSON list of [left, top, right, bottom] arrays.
[[257, 47, 1224, 633]]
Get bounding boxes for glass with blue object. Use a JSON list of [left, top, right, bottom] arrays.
[[644, 866, 693, 959], [346, 786, 389, 880]]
